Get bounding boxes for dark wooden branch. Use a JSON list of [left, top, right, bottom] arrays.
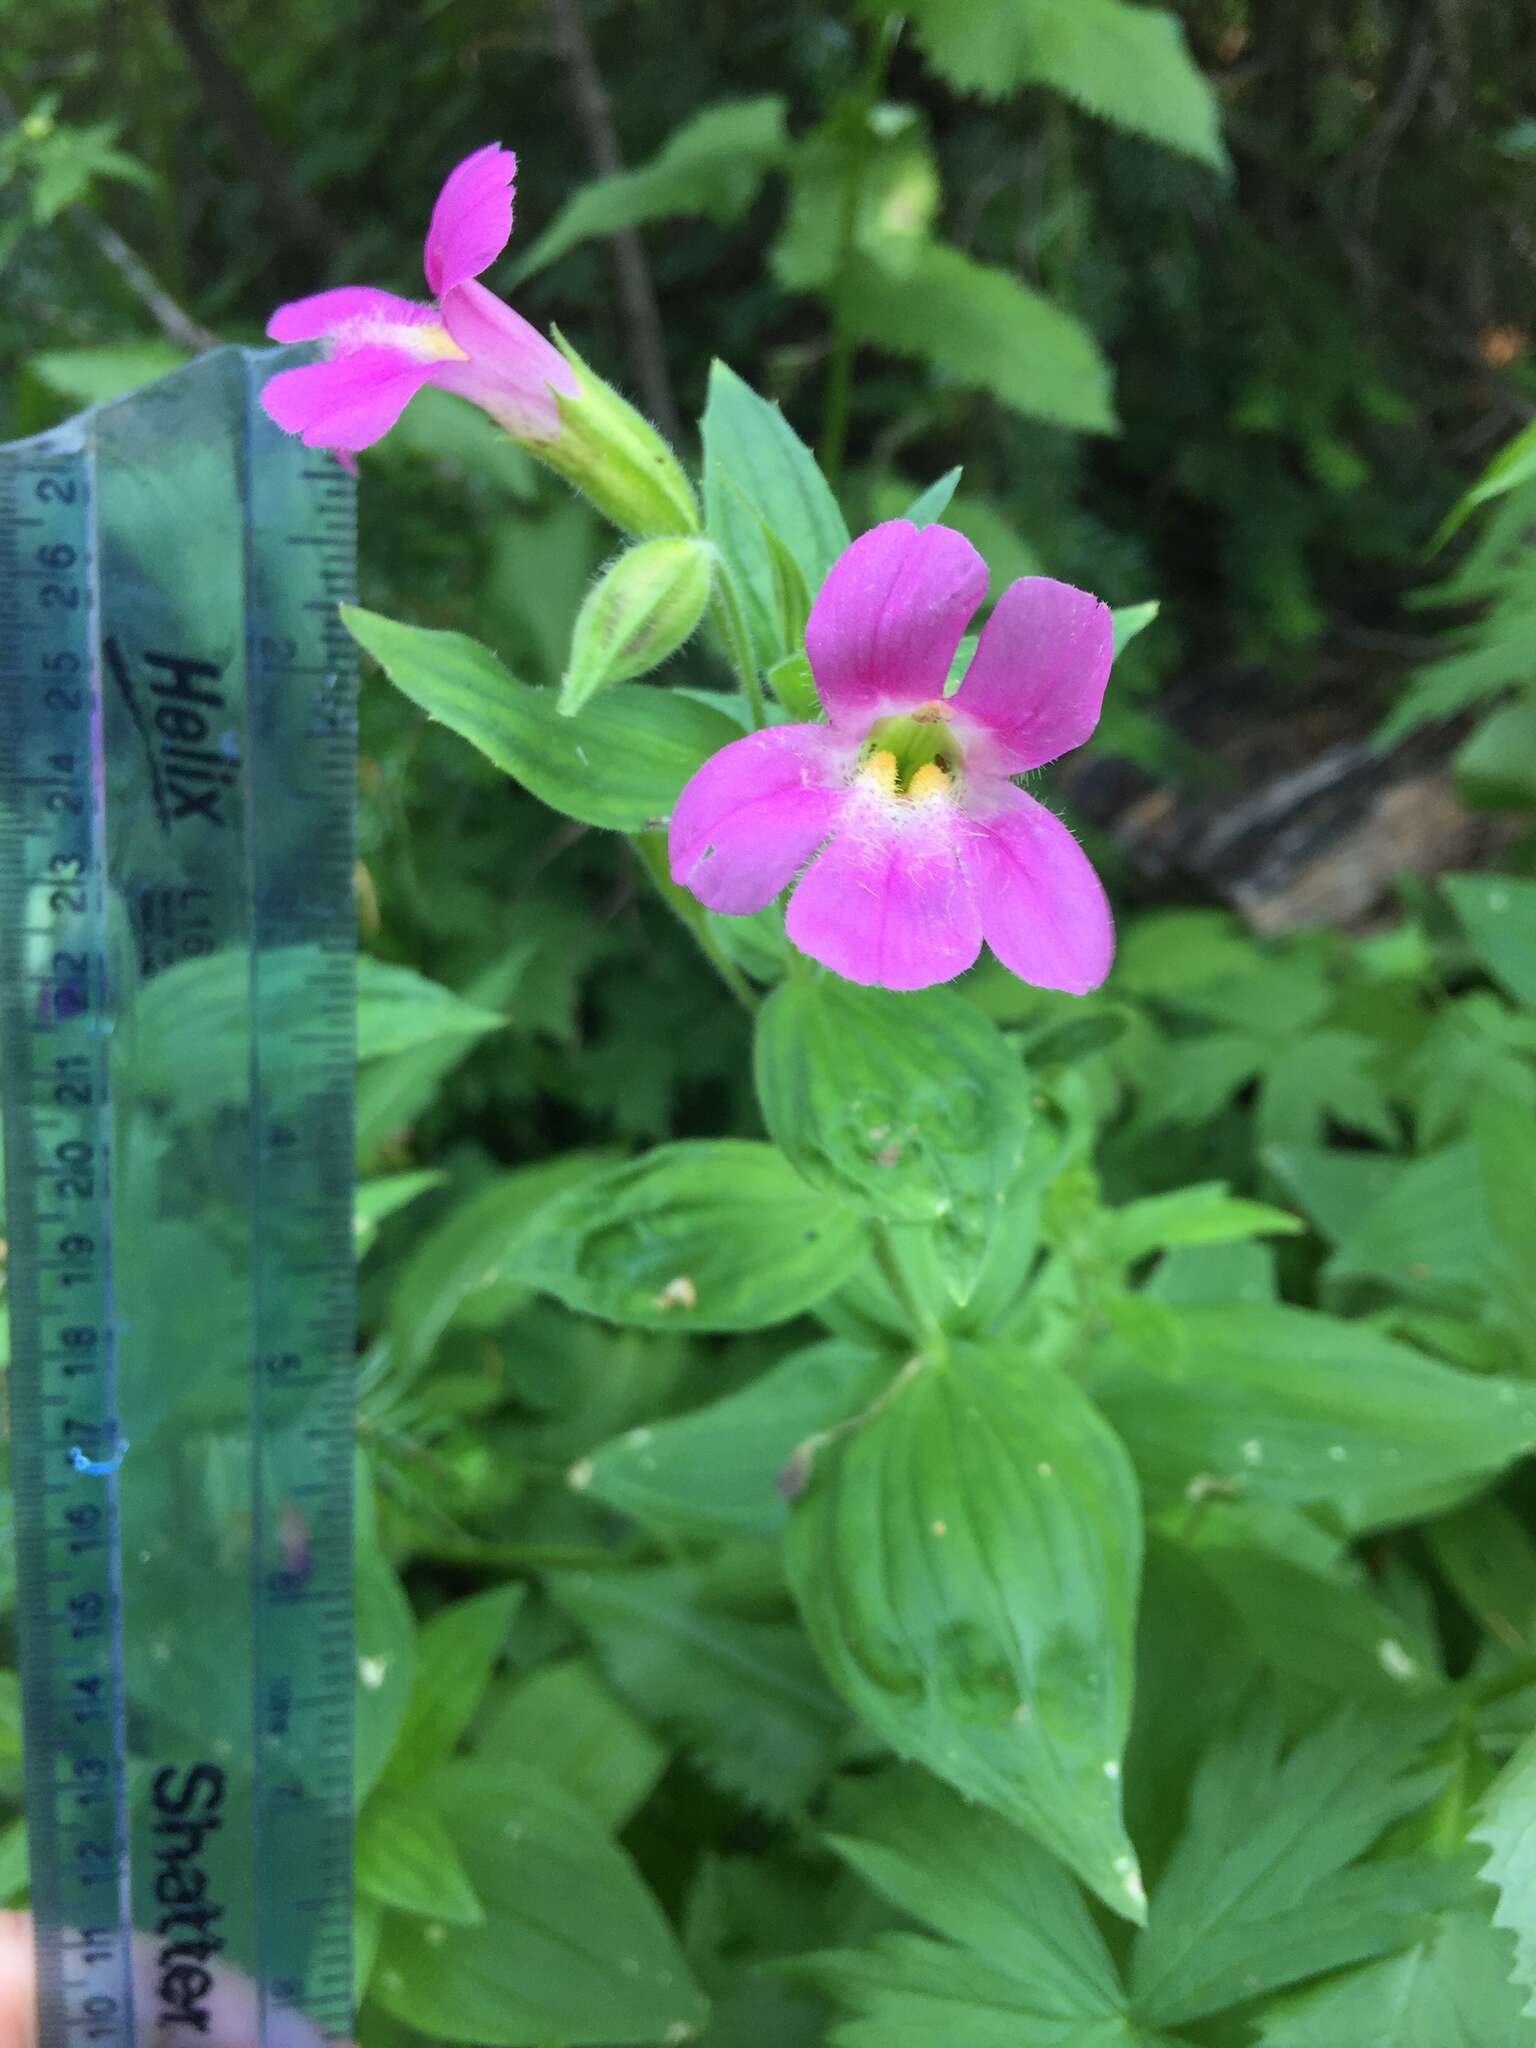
[[545, 0, 682, 446], [159, 0, 342, 260]]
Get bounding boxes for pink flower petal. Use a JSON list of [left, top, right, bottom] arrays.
[[949, 575, 1113, 773], [260, 348, 438, 452], [267, 286, 435, 344], [963, 783, 1113, 994], [787, 795, 981, 991], [424, 143, 517, 296], [437, 280, 578, 439], [669, 724, 848, 915], [805, 520, 987, 730]]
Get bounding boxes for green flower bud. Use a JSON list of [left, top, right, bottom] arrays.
[[538, 329, 701, 539], [560, 537, 715, 717]]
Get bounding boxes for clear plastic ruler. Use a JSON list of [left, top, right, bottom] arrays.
[[0, 345, 356, 2047]]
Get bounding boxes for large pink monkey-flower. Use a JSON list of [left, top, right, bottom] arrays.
[[669, 519, 1116, 995]]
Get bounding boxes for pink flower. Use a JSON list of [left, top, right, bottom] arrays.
[[261, 143, 577, 453], [669, 520, 1115, 994]]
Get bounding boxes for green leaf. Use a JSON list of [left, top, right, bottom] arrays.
[[844, 239, 1116, 433], [1263, 1143, 1413, 1249], [355, 1169, 447, 1258], [754, 979, 1034, 1297], [551, 1565, 847, 1815], [344, 606, 741, 832], [786, 1767, 1144, 2044], [126, 951, 503, 1119], [1444, 873, 1536, 1005], [900, 467, 962, 526], [355, 1540, 418, 1804], [388, 1155, 614, 1376], [1428, 1498, 1536, 1656], [354, 958, 504, 1057], [1471, 1728, 1536, 2017], [787, 1346, 1146, 1919], [383, 1586, 524, 1789], [514, 98, 788, 280], [1130, 1699, 1456, 2024], [473, 1658, 667, 1830], [771, 99, 939, 292], [356, 944, 534, 1168], [1433, 416, 1536, 546], [895, 0, 1228, 170], [506, 1139, 866, 1332], [1455, 698, 1536, 811], [575, 1337, 891, 1541], [1101, 1181, 1300, 1265], [0, 1817, 27, 1906], [793, 1940, 1153, 2048], [1090, 1303, 1536, 1532], [1316, 1142, 1488, 1305], [357, 1792, 485, 1925], [1254, 1907, 1535, 2047], [701, 360, 850, 670], [371, 1760, 708, 2045], [1111, 600, 1160, 655], [1185, 1517, 1441, 1700]]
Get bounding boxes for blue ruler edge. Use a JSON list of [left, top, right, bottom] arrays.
[[0, 346, 356, 2048]]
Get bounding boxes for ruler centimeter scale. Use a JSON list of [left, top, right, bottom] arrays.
[[0, 346, 357, 2048]]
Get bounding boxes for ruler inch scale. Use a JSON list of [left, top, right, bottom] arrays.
[[0, 346, 357, 2048]]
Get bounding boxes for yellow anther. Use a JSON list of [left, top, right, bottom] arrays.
[[862, 747, 899, 796], [907, 761, 951, 803]]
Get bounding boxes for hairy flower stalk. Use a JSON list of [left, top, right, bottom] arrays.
[[669, 519, 1116, 993]]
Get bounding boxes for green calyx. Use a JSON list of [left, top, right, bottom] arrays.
[[537, 328, 701, 539]]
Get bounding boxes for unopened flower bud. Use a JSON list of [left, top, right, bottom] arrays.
[[560, 537, 715, 716], [539, 330, 700, 538]]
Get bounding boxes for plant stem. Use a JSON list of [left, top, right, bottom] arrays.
[[871, 1220, 949, 1361], [711, 584, 768, 730], [817, 11, 902, 484]]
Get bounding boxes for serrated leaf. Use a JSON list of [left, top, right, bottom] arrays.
[[372, 1759, 708, 2045], [550, 1566, 846, 1815], [1090, 1303, 1536, 1532], [701, 360, 850, 670], [357, 1792, 485, 1925], [792, 1937, 1155, 2048], [895, 0, 1228, 170], [844, 239, 1116, 433], [514, 98, 787, 281], [1471, 1728, 1536, 2017], [754, 979, 1033, 1297], [1130, 1699, 1457, 2024], [787, 1345, 1146, 1919], [474, 1658, 667, 1830], [505, 1139, 866, 1332], [786, 1767, 1140, 2046], [576, 1337, 891, 1541], [344, 605, 741, 831], [383, 1586, 524, 1789], [1254, 1906, 1536, 2047]]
